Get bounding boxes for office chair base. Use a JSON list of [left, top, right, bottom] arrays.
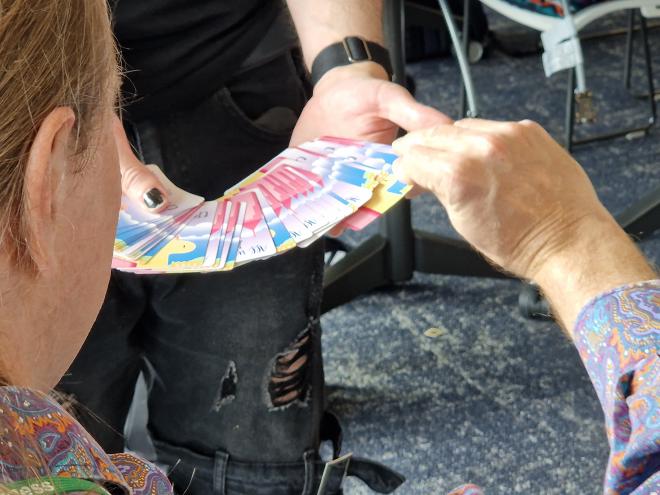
[[322, 228, 508, 314]]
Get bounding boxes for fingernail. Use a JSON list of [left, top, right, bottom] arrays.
[[143, 188, 164, 209]]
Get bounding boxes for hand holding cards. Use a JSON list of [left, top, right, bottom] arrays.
[[112, 137, 411, 274]]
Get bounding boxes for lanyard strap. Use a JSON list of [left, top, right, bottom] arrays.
[[0, 477, 113, 494]]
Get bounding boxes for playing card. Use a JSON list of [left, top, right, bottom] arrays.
[[141, 201, 218, 269], [241, 180, 314, 244], [115, 166, 204, 250], [247, 163, 337, 232], [260, 173, 330, 234], [119, 205, 202, 260], [220, 199, 247, 270], [232, 191, 277, 264], [282, 166, 353, 223], [251, 188, 296, 252], [129, 205, 203, 265], [203, 200, 230, 267]]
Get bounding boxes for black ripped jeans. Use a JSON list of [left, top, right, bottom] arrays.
[[60, 52, 328, 493]]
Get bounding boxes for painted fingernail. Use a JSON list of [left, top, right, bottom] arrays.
[[143, 188, 164, 209]]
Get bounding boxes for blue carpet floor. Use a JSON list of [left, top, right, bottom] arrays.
[[324, 10, 659, 494]]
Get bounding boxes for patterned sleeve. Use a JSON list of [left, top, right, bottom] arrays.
[[110, 452, 174, 495], [572, 280, 659, 493]]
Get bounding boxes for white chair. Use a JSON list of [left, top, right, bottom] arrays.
[[468, 0, 659, 149]]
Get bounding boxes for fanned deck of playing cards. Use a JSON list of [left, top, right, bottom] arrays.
[[112, 137, 410, 274]]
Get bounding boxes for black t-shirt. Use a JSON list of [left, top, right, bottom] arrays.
[[112, 0, 290, 120]]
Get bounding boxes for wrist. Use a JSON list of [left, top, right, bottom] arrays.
[[310, 37, 392, 87], [314, 61, 389, 92], [531, 210, 656, 330]]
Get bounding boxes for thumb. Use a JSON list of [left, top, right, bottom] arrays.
[[377, 83, 453, 132], [114, 116, 169, 212]]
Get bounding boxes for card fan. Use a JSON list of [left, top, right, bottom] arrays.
[[112, 137, 410, 274]]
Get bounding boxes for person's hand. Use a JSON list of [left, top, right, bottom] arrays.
[[393, 119, 655, 328], [290, 62, 451, 146], [393, 119, 606, 279], [113, 115, 169, 212]]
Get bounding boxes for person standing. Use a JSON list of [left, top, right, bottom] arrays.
[[59, 1, 449, 494]]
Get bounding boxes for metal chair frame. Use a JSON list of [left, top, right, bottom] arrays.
[[472, 0, 659, 150]]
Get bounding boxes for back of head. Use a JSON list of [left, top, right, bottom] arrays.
[[0, 0, 118, 267], [0, 1, 120, 490]]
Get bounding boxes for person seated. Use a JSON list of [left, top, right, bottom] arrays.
[[0, 0, 173, 493], [393, 119, 658, 494]]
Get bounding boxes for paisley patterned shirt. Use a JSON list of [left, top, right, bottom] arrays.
[[450, 280, 659, 494], [0, 387, 173, 494]]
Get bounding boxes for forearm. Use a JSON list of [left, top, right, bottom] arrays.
[[533, 208, 657, 332], [286, 0, 384, 68]]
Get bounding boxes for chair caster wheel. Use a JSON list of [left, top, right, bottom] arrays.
[[518, 283, 552, 320], [450, 41, 484, 63], [468, 41, 484, 63]]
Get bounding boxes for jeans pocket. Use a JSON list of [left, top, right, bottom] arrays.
[[216, 86, 299, 141]]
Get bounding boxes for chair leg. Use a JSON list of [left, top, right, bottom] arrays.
[[569, 9, 656, 149], [623, 9, 635, 90], [640, 15, 657, 125], [436, 0, 480, 117], [459, 0, 471, 117], [565, 68, 576, 152]]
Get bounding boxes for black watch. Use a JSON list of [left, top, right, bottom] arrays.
[[310, 36, 394, 86]]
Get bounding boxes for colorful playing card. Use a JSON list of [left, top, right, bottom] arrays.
[[261, 173, 330, 234], [130, 206, 202, 265], [220, 199, 247, 270], [141, 201, 218, 269], [232, 191, 277, 264], [115, 166, 204, 252], [341, 176, 412, 231], [203, 200, 230, 267], [119, 205, 202, 261], [242, 181, 314, 244]]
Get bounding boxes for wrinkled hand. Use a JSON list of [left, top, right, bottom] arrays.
[[290, 62, 451, 146], [113, 115, 169, 212], [392, 119, 612, 281]]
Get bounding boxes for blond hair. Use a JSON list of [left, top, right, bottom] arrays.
[[0, 0, 119, 267]]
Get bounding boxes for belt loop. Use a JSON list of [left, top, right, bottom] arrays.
[[301, 450, 317, 495], [213, 450, 230, 495]]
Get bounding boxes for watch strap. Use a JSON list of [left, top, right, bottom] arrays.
[[310, 37, 393, 86]]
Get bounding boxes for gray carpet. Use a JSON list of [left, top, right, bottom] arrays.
[[324, 9, 660, 494]]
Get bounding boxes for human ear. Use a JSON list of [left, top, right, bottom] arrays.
[[24, 107, 76, 270]]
